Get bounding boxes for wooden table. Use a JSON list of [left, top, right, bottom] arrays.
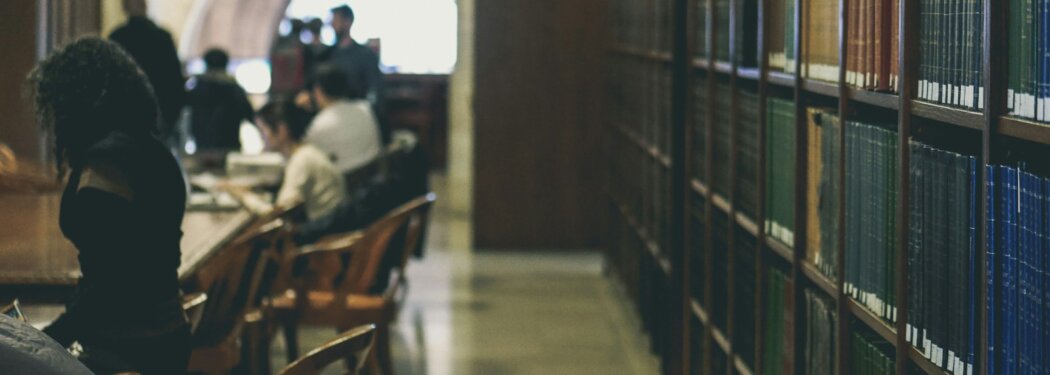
[[0, 193, 255, 287]]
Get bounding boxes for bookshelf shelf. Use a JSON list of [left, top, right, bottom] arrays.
[[998, 116, 1050, 145], [801, 79, 839, 98], [738, 67, 760, 81], [692, 57, 710, 70], [610, 46, 673, 63], [735, 213, 759, 236], [711, 326, 732, 353], [910, 100, 985, 131], [711, 193, 731, 214], [713, 61, 733, 75], [691, 178, 710, 197], [766, 71, 795, 88], [847, 88, 900, 110], [691, 298, 710, 324], [645, 239, 673, 276], [908, 346, 950, 375], [847, 299, 896, 344], [614, 123, 672, 169], [801, 261, 837, 299], [764, 237, 793, 263], [733, 356, 755, 375]]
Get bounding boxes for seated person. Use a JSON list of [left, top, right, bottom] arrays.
[[304, 64, 382, 175], [185, 48, 254, 152], [233, 100, 347, 222]]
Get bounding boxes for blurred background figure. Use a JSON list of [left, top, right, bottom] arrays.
[[108, 0, 186, 151], [305, 64, 382, 176], [302, 18, 327, 81], [269, 18, 306, 100], [185, 48, 255, 154]]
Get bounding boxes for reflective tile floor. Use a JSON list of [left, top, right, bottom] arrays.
[[270, 175, 661, 374]]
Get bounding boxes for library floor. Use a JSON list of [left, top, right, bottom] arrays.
[[269, 174, 661, 374]]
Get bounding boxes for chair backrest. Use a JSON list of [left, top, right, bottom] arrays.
[[296, 194, 435, 298], [395, 192, 436, 272], [189, 218, 283, 344], [181, 292, 208, 335], [336, 194, 435, 296], [277, 324, 376, 375]]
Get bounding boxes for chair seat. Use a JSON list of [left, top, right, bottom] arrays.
[[270, 290, 387, 327], [187, 337, 240, 372]]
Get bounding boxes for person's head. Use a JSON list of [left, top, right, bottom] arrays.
[[311, 64, 364, 108], [256, 99, 313, 154], [329, 5, 355, 40], [203, 48, 229, 72], [122, 0, 147, 17], [288, 18, 305, 37], [305, 18, 324, 40], [29, 37, 159, 171]]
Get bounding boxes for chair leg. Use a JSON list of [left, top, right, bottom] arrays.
[[244, 319, 271, 375], [282, 319, 300, 363], [376, 324, 393, 375]]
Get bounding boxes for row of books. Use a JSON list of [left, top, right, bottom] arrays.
[[690, 198, 708, 304], [802, 0, 841, 82], [736, 90, 761, 219], [851, 330, 896, 375], [767, 0, 798, 73], [805, 108, 842, 281], [612, 0, 672, 54], [692, 73, 708, 184], [608, 59, 672, 156], [734, 228, 759, 366], [843, 120, 899, 323], [1006, 0, 1050, 122], [762, 267, 793, 375], [906, 141, 978, 375], [803, 289, 837, 374], [917, 0, 985, 110], [846, 0, 900, 92], [985, 165, 1050, 375], [765, 97, 797, 246], [712, 211, 731, 331], [713, 81, 733, 196]]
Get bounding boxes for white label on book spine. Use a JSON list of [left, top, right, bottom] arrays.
[[979, 87, 984, 110], [906, 324, 912, 341], [1009, 89, 1015, 109], [967, 363, 973, 375], [947, 352, 955, 371]]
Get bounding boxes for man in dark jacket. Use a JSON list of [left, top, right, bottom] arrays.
[[109, 0, 186, 147], [186, 48, 254, 152]]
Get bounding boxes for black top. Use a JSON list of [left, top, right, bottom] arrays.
[[186, 72, 253, 151], [44, 132, 187, 346], [319, 41, 383, 100], [318, 41, 391, 143], [110, 17, 187, 139]]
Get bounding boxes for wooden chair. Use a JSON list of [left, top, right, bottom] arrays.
[[277, 324, 377, 375], [271, 194, 436, 375], [185, 218, 286, 375], [181, 292, 208, 335]]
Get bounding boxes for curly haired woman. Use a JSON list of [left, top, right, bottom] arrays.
[[29, 37, 190, 374]]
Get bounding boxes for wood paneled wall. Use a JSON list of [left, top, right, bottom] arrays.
[[0, 0, 101, 164], [0, 1, 43, 162], [473, 1, 606, 249]]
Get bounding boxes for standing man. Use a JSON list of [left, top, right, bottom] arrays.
[[322, 5, 389, 143], [186, 48, 255, 152], [109, 0, 186, 149]]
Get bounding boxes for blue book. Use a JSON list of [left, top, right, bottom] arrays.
[[1004, 166, 1016, 375], [967, 156, 976, 375], [1043, 177, 1050, 375], [988, 165, 997, 375]]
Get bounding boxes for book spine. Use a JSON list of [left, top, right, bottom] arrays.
[[988, 165, 997, 375]]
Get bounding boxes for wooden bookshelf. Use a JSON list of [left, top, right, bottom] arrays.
[[603, 0, 1029, 373]]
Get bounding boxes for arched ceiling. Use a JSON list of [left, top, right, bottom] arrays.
[[187, 0, 291, 59]]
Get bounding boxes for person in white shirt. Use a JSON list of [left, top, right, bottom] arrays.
[[304, 64, 382, 174], [253, 100, 347, 221]]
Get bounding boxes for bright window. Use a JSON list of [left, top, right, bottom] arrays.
[[285, 0, 458, 74]]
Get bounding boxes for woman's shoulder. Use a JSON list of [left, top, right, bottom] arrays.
[[77, 162, 134, 201]]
